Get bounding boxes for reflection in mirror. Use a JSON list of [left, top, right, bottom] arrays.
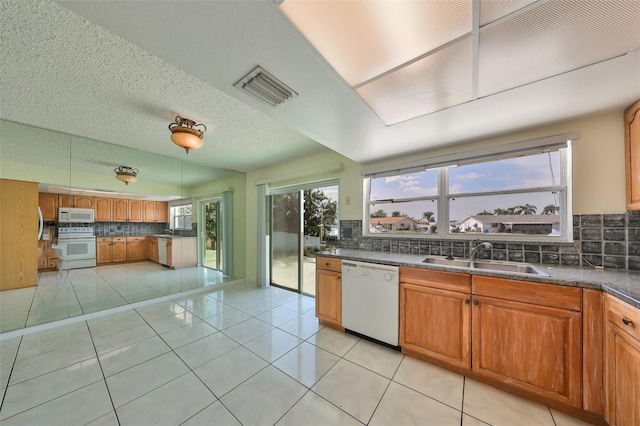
[[0, 120, 241, 333]]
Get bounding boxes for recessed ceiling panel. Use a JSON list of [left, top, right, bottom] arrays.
[[479, 0, 538, 26], [356, 38, 473, 125], [478, 0, 640, 97], [279, 0, 472, 86]]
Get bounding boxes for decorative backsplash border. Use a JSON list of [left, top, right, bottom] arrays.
[[338, 211, 640, 271]]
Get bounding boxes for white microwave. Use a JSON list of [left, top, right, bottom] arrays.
[[58, 207, 95, 223]]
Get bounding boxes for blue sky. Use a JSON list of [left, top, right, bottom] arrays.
[[369, 152, 562, 221]]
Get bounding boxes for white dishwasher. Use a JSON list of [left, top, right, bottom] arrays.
[[341, 260, 400, 346]]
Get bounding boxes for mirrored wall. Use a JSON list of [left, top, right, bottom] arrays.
[[0, 119, 243, 332]]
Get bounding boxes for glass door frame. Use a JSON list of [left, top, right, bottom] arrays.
[[200, 198, 221, 272]]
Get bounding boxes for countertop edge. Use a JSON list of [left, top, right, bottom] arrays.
[[318, 250, 640, 310]]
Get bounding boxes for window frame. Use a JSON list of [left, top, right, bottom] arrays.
[[169, 202, 193, 231], [363, 139, 573, 242]]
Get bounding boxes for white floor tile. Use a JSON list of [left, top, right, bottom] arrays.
[[159, 318, 217, 349], [174, 332, 239, 369], [116, 373, 215, 426], [0, 337, 21, 367], [281, 297, 316, 314], [550, 408, 595, 426], [193, 346, 268, 397], [307, 327, 359, 357], [16, 322, 91, 361], [134, 300, 186, 322], [85, 411, 120, 426], [98, 335, 172, 377], [1, 364, 12, 391], [105, 352, 190, 408], [278, 315, 323, 339], [222, 318, 274, 344], [182, 401, 241, 426], [276, 391, 363, 426], [244, 328, 302, 362], [343, 339, 403, 379], [312, 359, 390, 424], [273, 341, 340, 388], [393, 355, 464, 410], [204, 308, 252, 330], [86, 309, 146, 338], [92, 323, 157, 355], [0, 381, 112, 426], [9, 340, 96, 385], [463, 414, 492, 425], [221, 366, 307, 426], [463, 378, 555, 426], [255, 306, 300, 326], [369, 381, 461, 426], [0, 358, 102, 420]]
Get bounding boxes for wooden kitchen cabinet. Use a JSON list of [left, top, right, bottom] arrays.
[[604, 294, 640, 426], [57, 194, 94, 208], [39, 192, 58, 221], [128, 200, 143, 222], [146, 237, 159, 263], [155, 201, 168, 223], [95, 197, 113, 222], [315, 256, 343, 330], [143, 201, 156, 222], [37, 240, 59, 272], [73, 195, 94, 208], [113, 199, 128, 222], [96, 237, 126, 264], [472, 276, 583, 408], [126, 237, 146, 261], [1, 179, 39, 291], [625, 100, 640, 210], [400, 268, 471, 369]]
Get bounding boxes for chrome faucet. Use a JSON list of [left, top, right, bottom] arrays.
[[470, 241, 493, 261], [163, 229, 174, 235]]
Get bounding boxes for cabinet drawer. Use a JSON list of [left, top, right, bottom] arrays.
[[400, 267, 471, 293], [473, 276, 582, 312], [96, 237, 112, 243], [316, 256, 341, 272], [127, 236, 146, 242], [606, 293, 640, 342], [112, 237, 126, 243]]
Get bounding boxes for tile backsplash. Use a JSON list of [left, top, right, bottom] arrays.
[[339, 211, 640, 271]]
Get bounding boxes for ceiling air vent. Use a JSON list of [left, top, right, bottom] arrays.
[[234, 66, 297, 107]]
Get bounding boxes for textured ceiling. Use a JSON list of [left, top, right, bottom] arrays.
[[1, 0, 640, 178]]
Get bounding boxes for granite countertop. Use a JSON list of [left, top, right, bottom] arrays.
[[319, 249, 640, 309]]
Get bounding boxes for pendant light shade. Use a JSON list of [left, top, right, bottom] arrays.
[[114, 166, 138, 185], [168, 116, 207, 153]]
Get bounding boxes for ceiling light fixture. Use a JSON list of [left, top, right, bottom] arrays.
[[168, 116, 207, 153], [114, 166, 138, 185]]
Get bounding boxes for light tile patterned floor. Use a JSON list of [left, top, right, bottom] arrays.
[[0, 279, 595, 426]]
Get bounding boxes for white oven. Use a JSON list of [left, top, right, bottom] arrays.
[[52, 227, 96, 269]]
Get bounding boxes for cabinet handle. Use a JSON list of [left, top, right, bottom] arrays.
[[464, 298, 470, 304], [622, 317, 634, 326], [473, 300, 479, 306]]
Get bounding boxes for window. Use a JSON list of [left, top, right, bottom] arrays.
[[364, 137, 572, 241], [170, 203, 192, 230]]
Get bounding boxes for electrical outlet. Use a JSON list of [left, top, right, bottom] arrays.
[[345, 196, 351, 205]]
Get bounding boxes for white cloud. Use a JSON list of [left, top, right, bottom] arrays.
[[457, 172, 485, 180]]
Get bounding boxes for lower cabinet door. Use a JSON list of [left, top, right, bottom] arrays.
[[400, 283, 471, 369], [472, 295, 582, 407], [605, 328, 640, 426], [112, 241, 126, 262], [316, 269, 341, 327]]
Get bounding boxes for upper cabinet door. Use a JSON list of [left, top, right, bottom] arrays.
[[128, 200, 143, 222], [39, 193, 58, 221], [113, 199, 128, 222], [625, 100, 640, 210], [73, 196, 94, 209], [143, 201, 156, 222], [95, 198, 113, 222], [155, 201, 168, 223]]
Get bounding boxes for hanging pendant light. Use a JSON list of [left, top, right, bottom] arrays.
[[114, 166, 138, 185], [168, 116, 207, 153]]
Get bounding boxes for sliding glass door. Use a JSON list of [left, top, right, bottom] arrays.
[[270, 182, 339, 295], [201, 199, 220, 271]]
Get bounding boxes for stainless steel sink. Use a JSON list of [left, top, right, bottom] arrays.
[[420, 257, 547, 275], [421, 257, 471, 268], [471, 261, 547, 275]]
